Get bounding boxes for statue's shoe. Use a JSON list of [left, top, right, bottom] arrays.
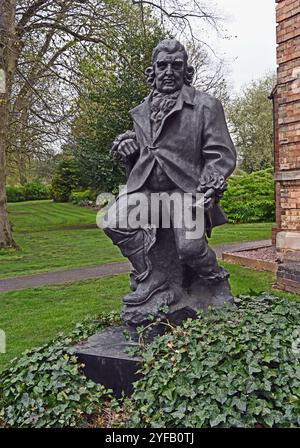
[[123, 281, 168, 306]]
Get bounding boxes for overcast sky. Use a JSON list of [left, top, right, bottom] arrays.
[[209, 0, 277, 92]]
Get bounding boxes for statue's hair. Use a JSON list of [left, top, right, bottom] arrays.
[[145, 38, 195, 87], [151, 39, 188, 64]]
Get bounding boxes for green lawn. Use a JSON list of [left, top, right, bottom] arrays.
[[210, 222, 272, 246], [0, 275, 126, 371], [0, 263, 299, 372], [0, 200, 272, 279], [0, 201, 121, 279], [0, 201, 279, 372]]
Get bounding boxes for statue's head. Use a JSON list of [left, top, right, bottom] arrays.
[[145, 39, 194, 93]]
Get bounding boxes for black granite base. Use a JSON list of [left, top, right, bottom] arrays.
[[73, 326, 142, 397]]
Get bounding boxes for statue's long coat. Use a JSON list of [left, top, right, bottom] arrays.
[[126, 84, 237, 231]]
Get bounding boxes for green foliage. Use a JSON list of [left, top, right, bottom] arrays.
[[6, 185, 25, 202], [130, 294, 300, 428], [70, 189, 97, 205], [1, 289, 300, 428], [71, 5, 166, 192], [221, 169, 275, 223], [23, 182, 51, 201], [0, 312, 121, 428], [6, 182, 50, 202], [227, 73, 276, 173], [50, 155, 80, 202]]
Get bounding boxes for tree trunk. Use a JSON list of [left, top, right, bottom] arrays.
[[0, 0, 16, 247]]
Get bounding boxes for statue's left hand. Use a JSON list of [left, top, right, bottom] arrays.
[[202, 188, 216, 210], [197, 171, 227, 208]]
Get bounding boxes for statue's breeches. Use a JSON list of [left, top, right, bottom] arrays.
[[103, 189, 226, 282]]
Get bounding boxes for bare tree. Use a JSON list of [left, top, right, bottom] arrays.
[[186, 41, 229, 104], [0, 0, 222, 247], [0, 0, 17, 247], [133, 0, 222, 35]]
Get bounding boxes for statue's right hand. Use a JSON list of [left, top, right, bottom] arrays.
[[118, 139, 139, 159]]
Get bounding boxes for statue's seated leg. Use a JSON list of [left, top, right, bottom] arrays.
[[103, 196, 169, 306], [173, 226, 233, 306], [122, 228, 169, 306], [121, 226, 190, 330]]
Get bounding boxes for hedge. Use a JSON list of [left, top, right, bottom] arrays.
[[70, 189, 98, 205], [6, 182, 51, 202], [221, 168, 275, 223]]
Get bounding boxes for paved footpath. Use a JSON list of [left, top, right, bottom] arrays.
[[0, 240, 271, 293]]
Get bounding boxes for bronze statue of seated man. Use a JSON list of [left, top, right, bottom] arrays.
[[103, 39, 236, 325]]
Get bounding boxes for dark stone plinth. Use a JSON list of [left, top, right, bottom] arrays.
[[73, 326, 142, 397]]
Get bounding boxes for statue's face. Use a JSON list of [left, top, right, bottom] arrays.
[[154, 50, 185, 93]]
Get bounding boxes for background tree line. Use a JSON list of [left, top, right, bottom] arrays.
[[54, 68, 275, 200], [0, 0, 275, 248], [0, 0, 227, 247], [227, 73, 276, 173]]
